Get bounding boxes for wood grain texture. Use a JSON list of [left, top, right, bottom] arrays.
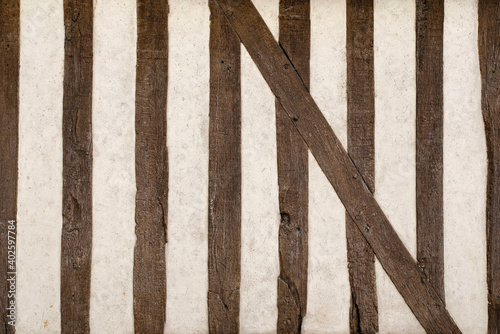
[[276, 1, 309, 332], [208, 1, 241, 332], [134, 1, 169, 333], [212, 0, 460, 331], [61, 1, 93, 333], [346, 1, 377, 332], [479, 2, 500, 332], [416, 0, 445, 303], [0, 1, 19, 333]]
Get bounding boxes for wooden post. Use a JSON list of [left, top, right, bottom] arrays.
[[61, 0, 93, 332], [276, 1, 310, 332], [134, 0, 169, 332], [208, 0, 242, 332], [346, 0, 377, 332], [0, 1, 19, 333], [478, 1, 500, 332], [416, 0, 445, 302]]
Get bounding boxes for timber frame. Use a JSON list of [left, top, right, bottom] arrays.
[[211, 0, 460, 332], [1, 0, 499, 332]]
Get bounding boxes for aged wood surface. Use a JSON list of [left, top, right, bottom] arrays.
[[276, 0, 310, 332], [61, 1, 93, 332], [416, 0, 445, 302], [479, 1, 500, 332], [134, 0, 169, 333], [208, 1, 242, 332], [213, 0, 460, 331], [0, 1, 19, 333], [346, 0, 377, 332]]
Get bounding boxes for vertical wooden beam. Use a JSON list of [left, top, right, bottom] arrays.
[[276, 1, 309, 332], [134, 1, 169, 333], [479, 2, 500, 332], [208, 1, 241, 332], [416, 0, 445, 302], [61, 0, 93, 332], [346, 1, 377, 333], [0, 1, 19, 333]]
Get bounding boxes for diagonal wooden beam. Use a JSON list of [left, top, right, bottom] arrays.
[[212, 0, 460, 332]]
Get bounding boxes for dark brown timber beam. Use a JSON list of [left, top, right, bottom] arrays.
[[346, 0, 378, 332], [416, 0, 445, 302], [61, 1, 93, 332], [212, 0, 460, 332], [134, 0, 169, 332], [0, 1, 19, 333], [276, 0, 310, 332], [208, 0, 242, 332], [479, 1, 500, 333]]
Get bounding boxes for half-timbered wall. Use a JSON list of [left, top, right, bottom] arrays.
[[0, 0, 491, 333]]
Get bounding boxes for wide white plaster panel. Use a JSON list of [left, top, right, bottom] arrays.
[[90, 0, 137, 332], [18, 1, 64, 332]]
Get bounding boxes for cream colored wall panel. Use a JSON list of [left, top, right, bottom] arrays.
[[17, 1, 64, 332], [166, 1, 210, 332], [443, 0, 487, 332], [90, 0, 137, 332], [303, 0, 349, 332], [240, 1, 279, 333], [374, 0, 424, 332]]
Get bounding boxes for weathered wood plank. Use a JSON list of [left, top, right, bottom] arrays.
[[276, 1, 309, 332], [134, 1, 169, 333], [346, 0, 377, 332], [0, 1, 19, 333], [61, 0, 93, 332], [212, 0, 460, 331], [416, 0, 445, 302], [479, 2, 500, 332], [208, 1, 242, 333]]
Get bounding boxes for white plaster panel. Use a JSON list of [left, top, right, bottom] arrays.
[[17, 0, 64, 332], [374, 0, 424, 332], [90, 0, 137, 332], [166, 1, 210, 333], [443, 0, 487, 332], [240, 1, 280, 333], [303, 0, 350, 333]]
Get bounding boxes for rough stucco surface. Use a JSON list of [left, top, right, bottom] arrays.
[[17, 1, 63, 332], [240, 1, 279, 333], [373, 0, 424, 332], [90, 0, 136, 333], [15, 0, 487, 333], [166, 1, 209, 333], [304, 0, 350, 332], [443, 1, 487, 332]]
